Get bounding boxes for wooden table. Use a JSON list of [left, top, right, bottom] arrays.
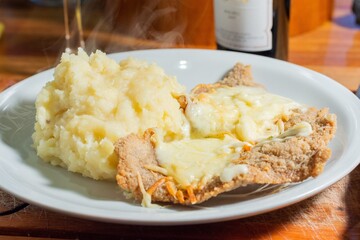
[[0, 0, 359, 239]]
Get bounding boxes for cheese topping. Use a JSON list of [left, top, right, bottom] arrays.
[[155, 135, 248, 188], [137, 173, 161, 208], [154, 121, 313, 190], [220, 164, 248, 182], [186, 85, 305, 142], [154, 86, 312, 190]]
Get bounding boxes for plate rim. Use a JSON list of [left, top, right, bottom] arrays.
[[0, 48, 359, 225]]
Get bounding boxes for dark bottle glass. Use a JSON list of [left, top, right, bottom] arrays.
[[214, 0, 290, 60]]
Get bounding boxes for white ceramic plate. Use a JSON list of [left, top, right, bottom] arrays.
[[0, 49, 359, 225]]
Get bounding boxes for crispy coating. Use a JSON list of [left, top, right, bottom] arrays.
[[219, 62, 258, 87], [191, 63, 260, 95]]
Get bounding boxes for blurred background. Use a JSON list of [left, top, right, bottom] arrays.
[[0, 1, 360, 238], [0, 0, 359, 92]]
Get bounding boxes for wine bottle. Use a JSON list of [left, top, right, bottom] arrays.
[[214, 0, 290, 60]]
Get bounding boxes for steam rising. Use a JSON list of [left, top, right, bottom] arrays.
[[129, 1, 186, 47], [65, 0, 189, 54]]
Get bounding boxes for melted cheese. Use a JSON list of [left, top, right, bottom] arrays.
[[154, 86, 311, 190], [155, 135, 248, 188], [186, 85, 305, 142], [256, 121, 313, 146], [277, 121, 312, 138]]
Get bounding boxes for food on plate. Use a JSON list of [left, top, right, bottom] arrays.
[[32, 49, 189, 180], [115, 63, 336, 206], [32, 50, 336, 207]]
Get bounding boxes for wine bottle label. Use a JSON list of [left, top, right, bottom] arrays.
[[214, 0, 273, 52]]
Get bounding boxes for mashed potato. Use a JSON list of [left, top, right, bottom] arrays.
[[32, 49, 188, 180]]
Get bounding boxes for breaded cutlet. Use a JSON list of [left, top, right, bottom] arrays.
[[114, 63, 337, 205]]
